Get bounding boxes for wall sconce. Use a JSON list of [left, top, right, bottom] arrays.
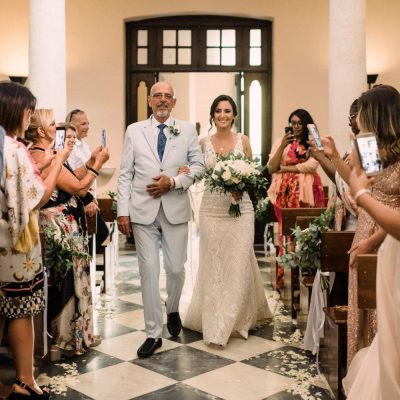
[[367, 74, 378, 89], [9, 76, 28, 85]]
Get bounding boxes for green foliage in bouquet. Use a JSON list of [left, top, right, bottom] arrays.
[[277, 207, 335, 291], [204, 152, 268, 218], [43, 223, 91, 285]]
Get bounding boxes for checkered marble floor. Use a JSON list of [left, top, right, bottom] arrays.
[[16, 247, 333, 399]]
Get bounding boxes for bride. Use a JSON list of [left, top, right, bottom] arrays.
[[183, 94, 272, 346]]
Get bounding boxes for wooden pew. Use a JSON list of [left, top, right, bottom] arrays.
[[318, 230, 354, 400], [281, 208, 325, 318]]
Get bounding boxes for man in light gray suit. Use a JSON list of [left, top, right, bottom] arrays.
[[117, 82, 205, 358]]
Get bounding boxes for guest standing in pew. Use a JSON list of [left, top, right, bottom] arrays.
[[309, 99, 360, 231], [343, 115, 400, 399], [267, 109, 325, 289], [0, 82, 70, 399], [318, 85, 400, 365], [65, 109, 110, 254], [26, 110, 109, 355]]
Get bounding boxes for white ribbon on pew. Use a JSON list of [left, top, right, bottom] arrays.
[[303, 270, 334, 358]]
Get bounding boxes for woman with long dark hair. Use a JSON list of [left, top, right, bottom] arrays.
[[267, 108, 325, 289]]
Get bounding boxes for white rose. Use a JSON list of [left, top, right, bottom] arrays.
[[231, 176, 240, 184], [222, 169, 231, 181]]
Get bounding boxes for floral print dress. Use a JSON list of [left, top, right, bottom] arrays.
[[267, 139, 325, 289]]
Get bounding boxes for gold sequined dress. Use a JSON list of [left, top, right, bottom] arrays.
[[347, 160, 400, 365]]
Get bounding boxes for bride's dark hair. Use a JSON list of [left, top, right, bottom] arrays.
[[209, 95, 238, 131]]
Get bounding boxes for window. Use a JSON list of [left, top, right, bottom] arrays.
[[206, 29, 236, 66], [162, 29, 192, 65]]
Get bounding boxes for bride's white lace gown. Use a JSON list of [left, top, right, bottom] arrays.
[[183, 133, 272, 346]]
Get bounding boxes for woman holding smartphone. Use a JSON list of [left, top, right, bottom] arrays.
[[267, 109, 325, 289], [343, 152, 400, 398], [26, 109, 109, 355]]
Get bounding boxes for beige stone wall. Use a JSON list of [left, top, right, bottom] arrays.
[[0, 0, 399, 193]]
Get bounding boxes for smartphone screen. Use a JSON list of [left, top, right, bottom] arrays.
[[356, 135, 382, 176], [307, 124, 324, 150], [54, 128, 66, 151], [101, 128, 106, 148]]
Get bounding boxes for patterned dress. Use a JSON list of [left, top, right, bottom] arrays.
[[347, 160, 400, 364], [39, 168, 96, 354], [267, 139, 325, 288], [184, 133, 272, 346], [0, 136, 45, 319]]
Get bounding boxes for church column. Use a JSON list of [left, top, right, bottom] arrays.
[[329, 0, 366, 154], [29, 0, 67, 121]]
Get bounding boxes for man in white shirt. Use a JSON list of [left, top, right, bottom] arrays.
[[66, 109, 109, 252]]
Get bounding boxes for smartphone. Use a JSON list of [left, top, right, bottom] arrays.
[[101, 128, 106, 148], [307, 124, 324, 150], [355, 132, 383, 176], [54, 127, 66, 151], [285, 126, 293, 135]]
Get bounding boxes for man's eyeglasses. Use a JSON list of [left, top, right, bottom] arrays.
[[151, 93, 174, 100]]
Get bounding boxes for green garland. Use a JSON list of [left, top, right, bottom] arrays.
[[277, 207, 335, 291], [107, 191, 118, 219]]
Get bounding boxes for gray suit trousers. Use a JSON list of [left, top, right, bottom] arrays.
[[132, 206, 188, 338]]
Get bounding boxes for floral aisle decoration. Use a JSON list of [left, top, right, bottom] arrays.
[[107, 190, 118, 219], [43, 213, 91, 285], [204, 152, 268, 218], [276, 207, 335, 291], [255, 197, 271, 222]]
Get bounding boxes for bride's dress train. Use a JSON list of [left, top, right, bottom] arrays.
[[343, 234, 400, 399]]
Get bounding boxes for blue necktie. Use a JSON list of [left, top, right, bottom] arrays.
[[157, 124, 167, 160]]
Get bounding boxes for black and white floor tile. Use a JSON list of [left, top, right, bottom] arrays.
[[1, 246, 335, 400]]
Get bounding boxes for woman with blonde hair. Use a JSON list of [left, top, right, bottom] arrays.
[[26, 109, 109, 354]]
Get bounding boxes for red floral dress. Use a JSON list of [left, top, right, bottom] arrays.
[[267, 140, 325, 289]]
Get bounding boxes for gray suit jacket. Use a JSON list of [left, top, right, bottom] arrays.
[[117, 117, 205, 225]]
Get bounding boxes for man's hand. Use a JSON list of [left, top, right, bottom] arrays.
[[146, 175, 171, 198], [85, 202, 98, 217], [117, 216, 132, 236]]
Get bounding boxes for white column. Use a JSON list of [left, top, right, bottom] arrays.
[[28, 0, 67, 121], [329, 0, 366, 155]]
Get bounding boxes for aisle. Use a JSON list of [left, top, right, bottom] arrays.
[[33, 247, 334, 400]]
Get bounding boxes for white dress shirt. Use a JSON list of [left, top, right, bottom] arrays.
[[67, 138, 97, 195]]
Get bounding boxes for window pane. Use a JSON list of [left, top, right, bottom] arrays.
[[221, 48, 236, 66], [207, 30, 220, 46], [137, 48, 148, 65], [249, 80, 262, 158], [137, 81, 148, 121], [250, 48, 261, 66], [163, 30, 176, 46], [221, 29, 235, 47], [163, 48, 176, 65], [178, 48, 191, 65], [178, 30, 191, 46], [137, 30, 148, 46], [250, 29, 261, 47], [206, 48, 220, 65]]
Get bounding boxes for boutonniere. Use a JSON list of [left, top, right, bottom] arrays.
[[169, 122, 181, 136]]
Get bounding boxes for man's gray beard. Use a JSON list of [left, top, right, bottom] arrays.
[[155, 109, 169, 119]]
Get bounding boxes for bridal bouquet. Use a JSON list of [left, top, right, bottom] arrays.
[[204, 152, 267, 218]]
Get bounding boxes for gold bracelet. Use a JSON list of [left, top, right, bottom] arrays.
[[354, 188, 371, 205]]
